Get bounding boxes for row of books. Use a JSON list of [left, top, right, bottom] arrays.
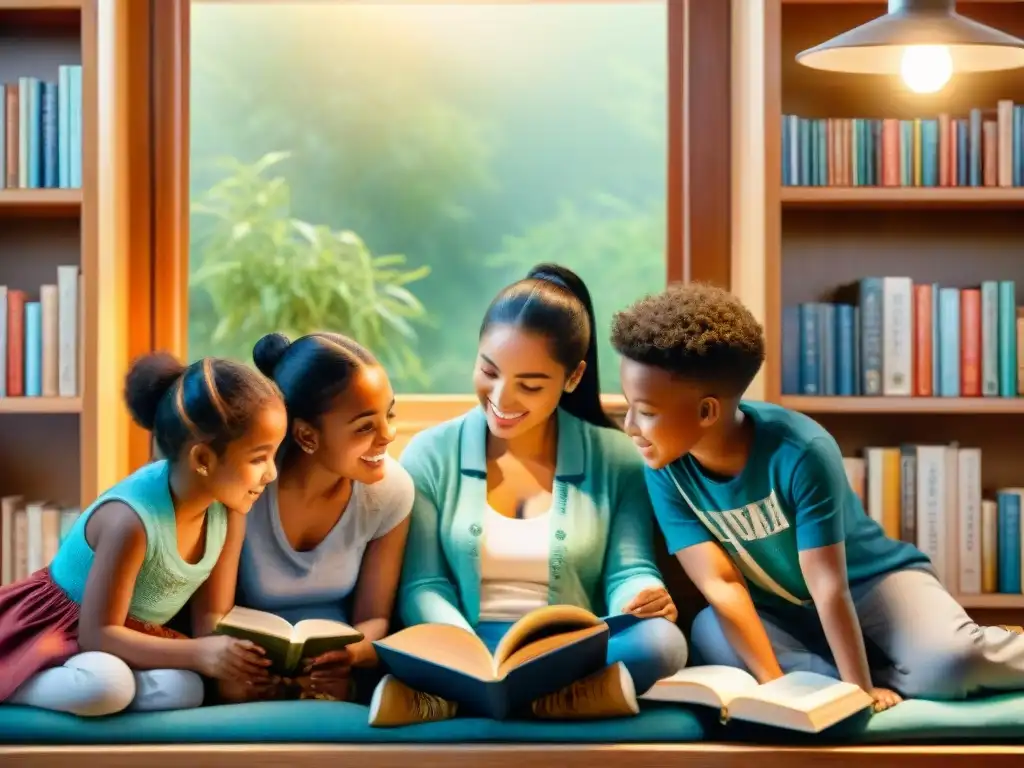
[[781, 278, 1022, 398], [781, 101, 1024, 188], [1, 266, 82, 398], [844, 444, 1021, 595], [1, 496, 80, 585], [1, 68, 84, 190]]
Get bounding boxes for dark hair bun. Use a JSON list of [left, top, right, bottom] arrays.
[[253, 332, 292, 377], [124, 352, 187, 431]]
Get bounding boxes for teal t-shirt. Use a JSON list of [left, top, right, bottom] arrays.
[[646, 401, 931, 613]]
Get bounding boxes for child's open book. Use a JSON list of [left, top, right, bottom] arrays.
[[374, 604, 628, 719], [641, 665, 873, 733], [214, 606, 364, 674]]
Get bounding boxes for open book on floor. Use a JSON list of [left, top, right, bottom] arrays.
[[215, 606, 364, 675], [374, 604, 628, 719], [640, 665, 874, 733]]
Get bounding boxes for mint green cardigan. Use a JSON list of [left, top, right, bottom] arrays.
[[397, 406, 666, 631]]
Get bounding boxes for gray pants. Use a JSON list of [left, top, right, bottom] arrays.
[[7, 651, 204, 716], [691, 568, 1024, 700]]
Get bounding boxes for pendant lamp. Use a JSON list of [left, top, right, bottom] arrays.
[[796, 0, 1024, 94]]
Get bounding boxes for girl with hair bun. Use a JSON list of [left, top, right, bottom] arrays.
[[218, 331, 413, 704], [370, 264, 688, 727], [0, 352, 287, 717]]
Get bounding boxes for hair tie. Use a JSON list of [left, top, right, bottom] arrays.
[[533, 271, 569, 291]]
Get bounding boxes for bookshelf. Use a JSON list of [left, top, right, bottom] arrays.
[[766, 0, 1024, 622], [0, 0, 97, 541]]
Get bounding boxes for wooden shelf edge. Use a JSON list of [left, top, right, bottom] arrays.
[[0, 0, 82, 10], [0, 396, 81, 414], [780, 396, 1024, 415], [0, 188, 82, 217], [780, 186, 1024, 210], [957, 594, 1024, 610]]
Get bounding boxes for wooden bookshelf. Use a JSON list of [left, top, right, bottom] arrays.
[[0, 0, 99, 512], [766, 0, 1024, 622]]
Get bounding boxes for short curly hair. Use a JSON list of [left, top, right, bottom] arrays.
[[611, 282, 765, 396]]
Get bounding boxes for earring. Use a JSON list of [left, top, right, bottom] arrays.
[[301, 444, 315, 454], [197, 466, 208, 477]]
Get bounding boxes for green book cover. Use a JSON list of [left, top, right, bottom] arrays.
[[214, 606, 364, 674]]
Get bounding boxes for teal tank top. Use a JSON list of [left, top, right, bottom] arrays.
[[49, 460, 229, 625]]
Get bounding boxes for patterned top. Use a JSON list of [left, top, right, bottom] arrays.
[[49, 460, 228, 625]]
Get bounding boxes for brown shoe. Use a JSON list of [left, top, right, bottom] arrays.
[[531, 662, 639, 720], [368, 674, 458, 727]]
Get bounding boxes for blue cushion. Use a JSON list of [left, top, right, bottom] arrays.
[[0, 701, 708, 745], [2, 694, 1023, 745]]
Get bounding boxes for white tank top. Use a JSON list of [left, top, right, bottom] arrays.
[[478, 505, 551, 621]]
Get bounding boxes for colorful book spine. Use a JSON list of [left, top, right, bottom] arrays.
[[0, 266, 81, 400], [0, 66, 82, 190], [782, 277, 1022, 398], [844, 446, 1023, 596], [782, 100, 1024, 188], [996, 491, 1022, 594]]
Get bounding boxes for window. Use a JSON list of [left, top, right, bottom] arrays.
[[187, 1, 667, 394]]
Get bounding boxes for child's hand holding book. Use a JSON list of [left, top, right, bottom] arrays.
[[194, 634, 272, 683], [300, 648, 354, 700]]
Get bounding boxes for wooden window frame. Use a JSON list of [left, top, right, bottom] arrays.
[[143, 0, 731, 467]]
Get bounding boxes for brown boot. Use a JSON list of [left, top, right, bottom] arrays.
[[531, 662, 639, 720], [368, 674, 459, 727]]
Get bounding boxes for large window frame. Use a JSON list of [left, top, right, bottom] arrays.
[[130, 0, 732, 470]]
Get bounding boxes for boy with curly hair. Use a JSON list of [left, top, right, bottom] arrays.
[[611, 282, 1024, 712]]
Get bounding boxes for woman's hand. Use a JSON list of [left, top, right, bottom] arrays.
[[869, 686, 903, 713], [299, 648, 354, 701], [624, 586, 678, 624]]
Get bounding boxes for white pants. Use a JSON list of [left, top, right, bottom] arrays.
[[7, 651, 204, 717], [692, 568, 1024, 700]]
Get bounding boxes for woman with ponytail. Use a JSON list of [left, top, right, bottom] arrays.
[[0, 352, 286, 716], [371, 264, 688, 727]]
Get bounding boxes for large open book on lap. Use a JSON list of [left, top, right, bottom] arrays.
[[641, 665, 874, 733], [214, 606, 364, 675], [374, 604, 620, 719]]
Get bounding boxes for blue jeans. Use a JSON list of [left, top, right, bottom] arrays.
[[476, 616, 688, 695]]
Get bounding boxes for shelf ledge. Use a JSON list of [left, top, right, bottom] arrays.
[[0, 189, 82, 218], [781, 187, 1024, 210], [0, 397, 81, 414], [957, 594, 1024, 610], [780, 396, 1024, 415]]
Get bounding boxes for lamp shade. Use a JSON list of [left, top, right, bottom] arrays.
[[796, 0, 1024, 75]]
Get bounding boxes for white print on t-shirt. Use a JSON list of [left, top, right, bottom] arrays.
[[702, 492, 790, 545], [667, 473, 807, 607]]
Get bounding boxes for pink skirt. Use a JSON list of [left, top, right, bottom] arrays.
[[0, 568, 186, 702]]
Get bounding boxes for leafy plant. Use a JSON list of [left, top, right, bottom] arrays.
[[189, 152, 431, 384]]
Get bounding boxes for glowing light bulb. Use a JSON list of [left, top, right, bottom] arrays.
[[900, 45, 953, 94]]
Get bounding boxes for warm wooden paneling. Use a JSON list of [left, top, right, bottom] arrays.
[[1, 743, 1023, 768]]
